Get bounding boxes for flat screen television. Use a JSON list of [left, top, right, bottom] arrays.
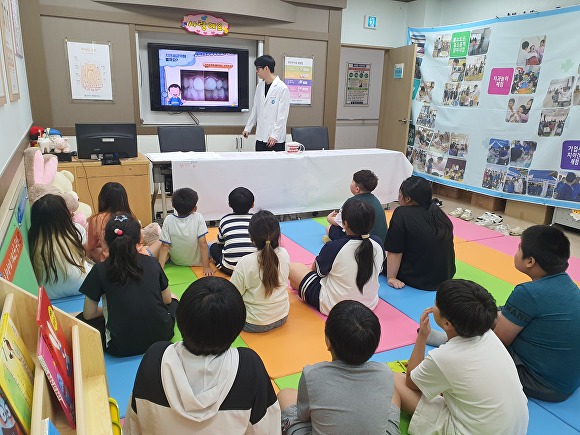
[[148, 43, 249, 112], [75, 123, 138, 160]]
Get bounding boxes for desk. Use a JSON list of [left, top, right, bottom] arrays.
[[147, 149, 412, 221], [58, 153, 152, 225]]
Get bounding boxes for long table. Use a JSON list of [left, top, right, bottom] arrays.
[[146, 149, 413, 221]]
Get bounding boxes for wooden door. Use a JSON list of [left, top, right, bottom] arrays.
[[377, 45, 416, 153]]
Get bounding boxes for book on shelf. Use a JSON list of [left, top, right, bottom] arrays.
[[0, 313, 34, 434], [35, 287, 75, 428], [41, 418, 60, 435], [0, 389, 26, 434]]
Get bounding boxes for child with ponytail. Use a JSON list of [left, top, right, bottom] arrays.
[[289, 199, 384, 315], [230, 210, 290, 332], [78, 214, 177, 356]]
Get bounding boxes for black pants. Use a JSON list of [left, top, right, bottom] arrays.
[[256, 140, 285, 152], [209, 243, 234, 276]]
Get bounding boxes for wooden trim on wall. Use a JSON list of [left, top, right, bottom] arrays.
[[0, 134, 30, 206], [323, 9, 342, 149]]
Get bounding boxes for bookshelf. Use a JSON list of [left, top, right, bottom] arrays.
[[0, 278, 112, 434]]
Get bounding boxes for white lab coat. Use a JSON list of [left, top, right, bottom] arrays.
[[244, 76, 290, 143]]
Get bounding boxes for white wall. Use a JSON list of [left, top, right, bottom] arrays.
[[0, 41, 32, 177]]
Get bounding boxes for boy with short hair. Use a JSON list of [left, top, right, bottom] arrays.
[[159, 188, 213, 276], [395, 279, 528, 435], [495, 225, 580, 402], [277, 300, 400, 435], [326, 169, 388, 243], [210, 187, 256, 275], [124, 277, 281, 434]]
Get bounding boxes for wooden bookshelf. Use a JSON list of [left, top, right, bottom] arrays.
[[0, 278, 112, 434]]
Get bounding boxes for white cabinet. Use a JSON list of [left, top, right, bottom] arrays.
[[206, 134, 255, 152]]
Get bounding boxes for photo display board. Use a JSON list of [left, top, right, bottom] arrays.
[[408, 5, 580, 207]]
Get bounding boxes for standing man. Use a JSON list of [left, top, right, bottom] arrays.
[[243, 55, 290, 151]]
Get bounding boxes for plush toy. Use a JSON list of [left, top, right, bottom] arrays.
[[23, 147, 91, 228], [51, 136, 71, 153]]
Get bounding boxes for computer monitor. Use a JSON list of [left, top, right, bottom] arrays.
[[75, 123, 138, 160]]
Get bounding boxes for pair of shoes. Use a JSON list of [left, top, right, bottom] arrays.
[[322, 235, 331, 243], [459, 209, 474, 221], [477, 211, 503, 224], [496, 223, 510, 235], [449, 207, 463, 217], [508, 226, 525, 236], [476, 218, 497, 227]]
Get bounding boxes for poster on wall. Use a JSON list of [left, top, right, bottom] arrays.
[[284, 55, 313, 105], [9, 0, 22, 58], [345, 62, 371, 106], [0, 50, 6, 105], [0, 0, 19, 102], [66, 40, 113, 101], [407, 5, 580, 208]]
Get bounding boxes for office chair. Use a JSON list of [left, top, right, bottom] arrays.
[[291, 126, 329, 150], [157, 126, 206, 193]]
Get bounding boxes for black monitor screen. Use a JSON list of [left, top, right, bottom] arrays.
[[75, 123, 138, 160]]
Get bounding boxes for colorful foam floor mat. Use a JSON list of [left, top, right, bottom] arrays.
[[54, 213, 580, 433]]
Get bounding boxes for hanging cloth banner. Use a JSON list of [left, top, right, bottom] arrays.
[[408, 5, 580, 207]]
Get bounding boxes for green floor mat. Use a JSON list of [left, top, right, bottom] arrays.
[[312, 217, 327, 226], [454, 260, 514, 306], [164, 263, 197, 285], [274, 372, 301, 390]]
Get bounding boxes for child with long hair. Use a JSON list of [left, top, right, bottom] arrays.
[[289, 199, 384, 315], [78, 214, 177, 356], [29, 194, 92, 299], [385, 175, 455, 290], [86, 182, 160, 262], [230, 210, 290, 332]]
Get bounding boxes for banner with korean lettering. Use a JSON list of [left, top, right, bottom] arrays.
[[407, 5, 580, 207]]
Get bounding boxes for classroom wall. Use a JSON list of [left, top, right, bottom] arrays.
[[0, 0, 32, 205]]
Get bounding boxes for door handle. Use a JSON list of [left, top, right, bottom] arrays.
[[398, 118, 409, 123]]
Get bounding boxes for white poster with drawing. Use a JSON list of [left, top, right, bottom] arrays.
[[66, 40, 113, 101], [0, 0, 18, 101], [9, 0, 22, 57]]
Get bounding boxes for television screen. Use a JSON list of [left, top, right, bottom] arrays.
[[75, 123, 138, 160], [148, 43, 249, 112]]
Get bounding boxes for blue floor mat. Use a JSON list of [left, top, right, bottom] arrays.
[[370, 344, 434, 363], [52, 294, 85, 313], [527, 400, 579, 434], [531, 388, 580, 432], [280, 219, 325, 255], [104, 353, 143, 419]]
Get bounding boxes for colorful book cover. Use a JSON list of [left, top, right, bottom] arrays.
[[0, 314, 34, 434], [37, 338, 75, 428], [35, 287, 74, 396], [0, 390, 26, 435]]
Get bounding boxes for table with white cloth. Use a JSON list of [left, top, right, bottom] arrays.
[[146, 149, 413, 221]]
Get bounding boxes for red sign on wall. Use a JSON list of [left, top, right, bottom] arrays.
[[181, 14, 229, 36], [0, 228, 23, 282]]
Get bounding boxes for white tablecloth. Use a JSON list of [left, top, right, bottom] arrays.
[[148, 149, 412, 220]]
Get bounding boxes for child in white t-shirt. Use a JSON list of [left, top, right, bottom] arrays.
[[159, 188, 213, 276], [230, 210, 290, 332], [394, 279, 528, 435]]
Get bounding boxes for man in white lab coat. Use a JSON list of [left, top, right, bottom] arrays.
[[243, 55, 290, 151]]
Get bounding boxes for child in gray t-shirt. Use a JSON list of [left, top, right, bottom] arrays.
[[277, 300, 400, 435]]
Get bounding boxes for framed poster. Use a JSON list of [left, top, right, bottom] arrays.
[[0, 50, 6, 105], [345, 62, 371, 106], [9, 0, 22, 58], [66, 40, 113, 101], [284, 55, 313, 106], [0, 0, 19, 101]]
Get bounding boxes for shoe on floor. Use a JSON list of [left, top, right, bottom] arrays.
[[459, 209, 474, 221], [496, 223, 510, 235], [477, 211, 503, 224], [477, 211, 493, 221], [449, 207, 464, 217], [476, 218, 496, 227], [509, 226, 525, 236]]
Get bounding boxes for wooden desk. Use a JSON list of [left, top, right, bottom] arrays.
[[58, 154, 152, 225]]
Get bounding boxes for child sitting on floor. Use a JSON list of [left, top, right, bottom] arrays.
[[86, 182, 161, 262], [29, 194, 92, 299], [124, 277, 281, 434], [78, 214, 178, 357], [230, 210, 290, 332], [289, 199, 384, 315], [159, 187, 213, 276], [277, 300, 400, 435], [326, 169, 388, 244], [210, 187, 256, 275], [395, 279, 528, 435]]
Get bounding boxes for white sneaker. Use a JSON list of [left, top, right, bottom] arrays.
[[449, 207, 464, 217], [509, 226, 525, 236], [476, 211, 493, 221], [496, 223, 510, 235], [476, 218, 495, 227], [477, 211, 503, 224], [459, 209, 473, 221]]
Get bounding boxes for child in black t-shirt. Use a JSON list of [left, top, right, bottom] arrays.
[[78, 214, 178, 356]]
